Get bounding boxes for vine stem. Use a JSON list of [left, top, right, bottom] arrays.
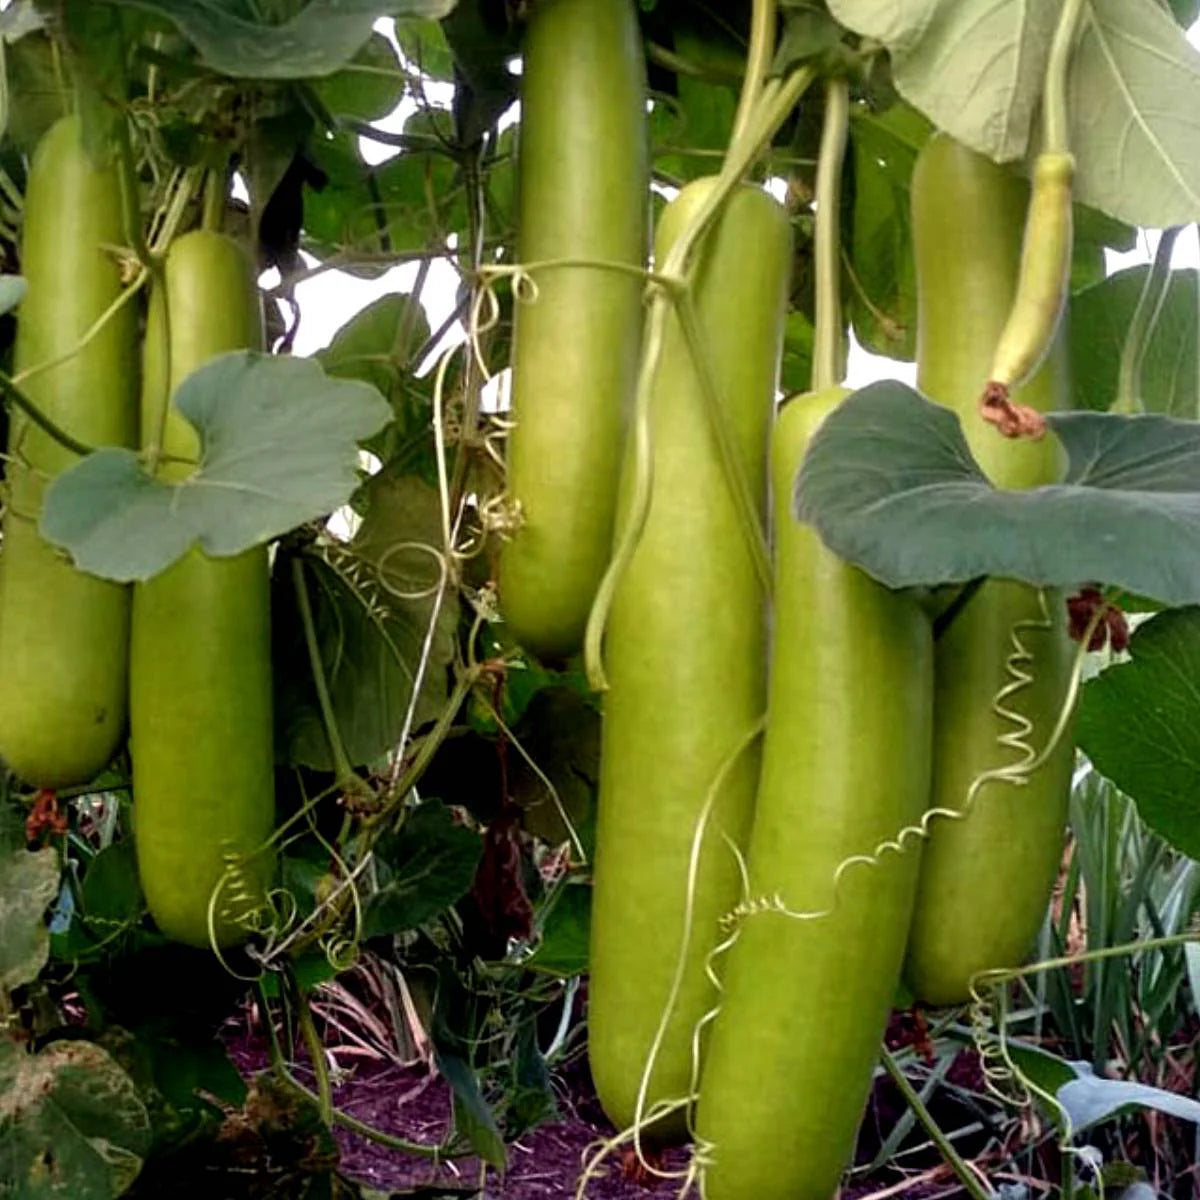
[[584, 65, 817, 691], [1044, 0, 1087, 156], [294, 977, 333, 1126], [0, 370, 95, 457], [1113, 227, 1179, 414], [880, 1048, 994, 1200], [812, 77, 850, 392], [728, 0, 776, 147], [291, 556, 360, 790]]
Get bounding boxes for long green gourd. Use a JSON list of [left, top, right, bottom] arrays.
[[693, 388, 933, 1199], [588, 179, 791, 1141], [132, 229, 275, 948], [0, 115, 138, 787], [905, 133, 1075, 1005], [497, 0, 649, 660]]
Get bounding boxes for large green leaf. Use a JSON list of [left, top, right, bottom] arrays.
[[0, 1039, 151, 1199], [106, 0, 456, 79], [827, 0, 1200, 227], [847, 101, 932, 362], [41, 352, 390, 583], [793, 381, 1200, 605], [274, 475, 457, 770], [825, 0, 1056, 164], [1078, 608, 1200, 858], [0, 846, 59, 992], [363, 801, 482, 938], [1071, 266, 1199, 419]]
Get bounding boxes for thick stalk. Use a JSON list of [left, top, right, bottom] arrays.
[[1044, 0, 1087, 156], [728, 0, 776, 147], [812, 78, 850, 392]]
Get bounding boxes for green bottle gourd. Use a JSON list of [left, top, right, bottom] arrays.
[[132, 229, 275, 948], [905, 133, 1075, 1005], [0, 115, 138, 787]]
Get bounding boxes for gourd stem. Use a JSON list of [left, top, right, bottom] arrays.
[[729, 0, 776, 147], [1044, 0, 1087, 156], [812, 77, 850, 393], [291, 556, 361, 790], [880, 1046, 994, 1200], [0, 370, 94, 457]]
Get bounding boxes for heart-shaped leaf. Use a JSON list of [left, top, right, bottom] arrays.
[[41, 352, 391, 583], [1078, 607, 1200, 858], [793, 381, 1200, 606]]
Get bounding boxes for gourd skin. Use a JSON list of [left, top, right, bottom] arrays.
[[0, 115, 138, 787], [131, 230, 275, 949], [497, 0, 649, 660], [906, 134, 1075, 1005], [694, 388, 933, 1200], [587, 179, 791, 1140]]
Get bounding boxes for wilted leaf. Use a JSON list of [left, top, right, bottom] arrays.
[[0, 1038, 151, 1199], [0, 846, 59, 991], [41, 352, 390, 582]]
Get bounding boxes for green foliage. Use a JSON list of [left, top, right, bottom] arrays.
[[1079, 608, 1200, 858], [363, 801, 482, 938], [1071, 266, 1199, 417], [41, 352, 391, 582], [102, 0, 455, 80], [795, 381, 1200, 606], [829, 0, 1200, 226]]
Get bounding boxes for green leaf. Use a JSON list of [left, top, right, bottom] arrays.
[[1070, 0, 1200, 226], [654, 28, 738, 183], [826, 0, 1056, 164], [0, 1038, 151, 1199], [4, 31, 65, 152], [828, 0, 1200, 226], [41, 352, 390, 583], [1071, 203, 1138, 293], [1058, 1061, 1200, 1133], [0, 276, 27, 317], [793, 381, 1200, 606], [437, 1051, 506, 1170], [779, 309, 815, 396], [511, 687, 598, 855], [524, 883, 590, 978], [317, 292, 436, 477], [395, 19, 455, 81], [274, 475, 457, 770], [303, 121, 463, 270], [0, 846, 59, 992], [363, 802, 482, 938], [106, 0, 456, 79], [1078, 608, 1200, 858], [848, 101, 932, 362], [310, 31, 405, 122], [1071, 266, 1199, 419]]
